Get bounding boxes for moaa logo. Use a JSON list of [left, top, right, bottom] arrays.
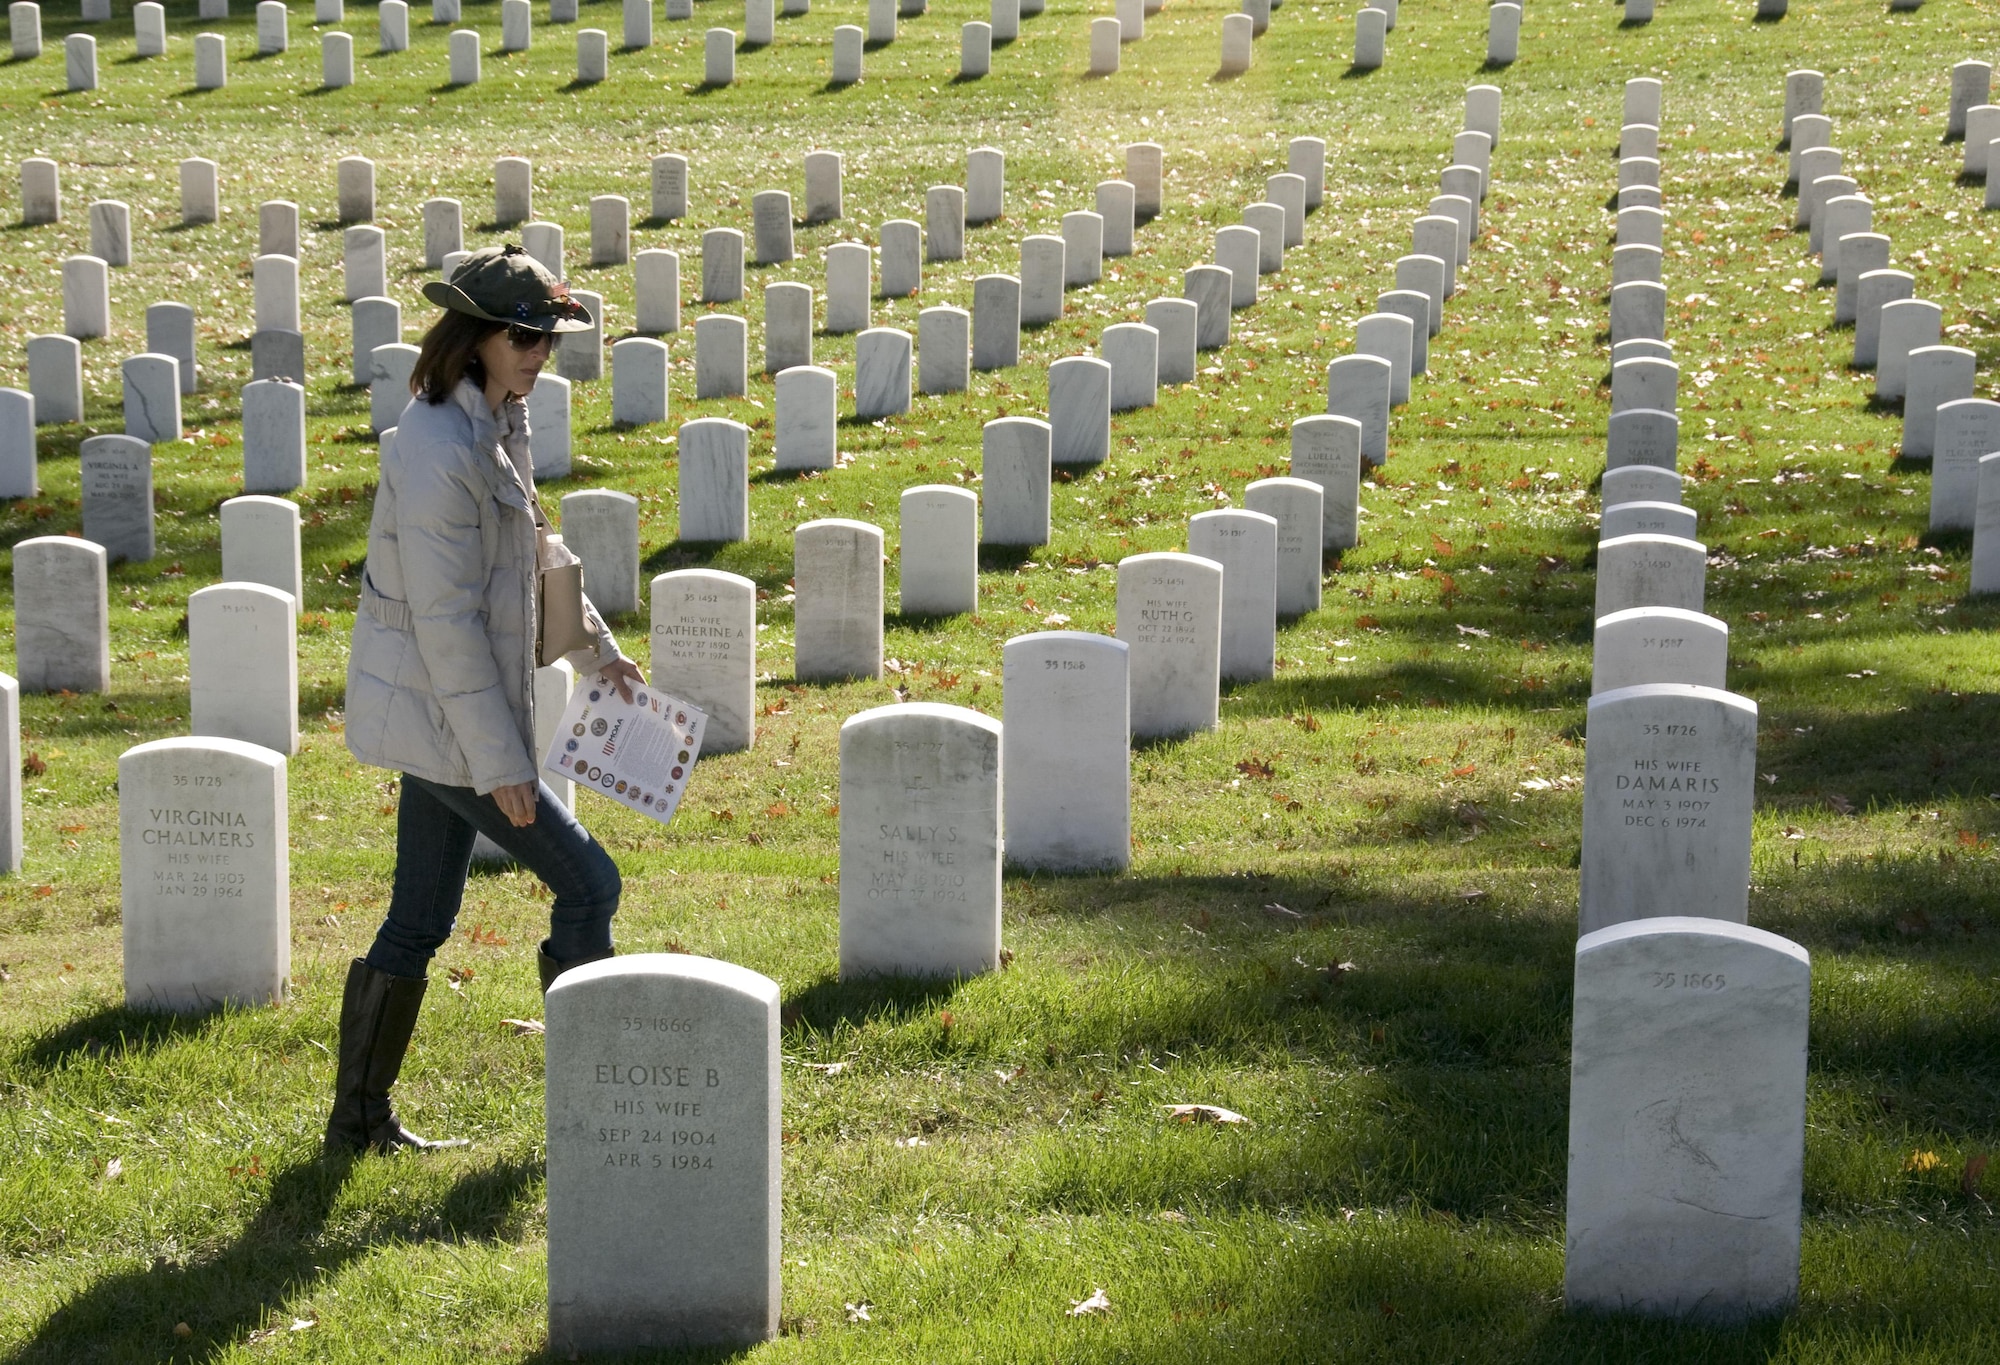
[[591, 718, 609, 737]]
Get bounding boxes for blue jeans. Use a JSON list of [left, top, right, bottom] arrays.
[[364, 774, 621, 979]]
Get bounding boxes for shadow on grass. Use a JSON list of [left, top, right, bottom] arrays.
[[782, 971, 957, 1033], [2, 1154, 541, 1365], [11, 1002, 227, 1076]]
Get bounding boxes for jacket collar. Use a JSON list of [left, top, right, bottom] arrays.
[[448, 377, 531, 496]]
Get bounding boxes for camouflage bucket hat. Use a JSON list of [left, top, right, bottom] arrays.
[[420, 244, 595, 333]]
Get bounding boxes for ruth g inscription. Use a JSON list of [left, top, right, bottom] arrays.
[[1128, 577, 1202, 644]]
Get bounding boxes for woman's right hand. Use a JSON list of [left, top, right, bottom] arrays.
[[493, 781, 538, 828]]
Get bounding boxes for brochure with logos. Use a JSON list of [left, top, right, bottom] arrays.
[[541, 678, 707, 828]]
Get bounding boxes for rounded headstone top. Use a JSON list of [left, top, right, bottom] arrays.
[[1004, 628, 1127, 654], [1594, 604, 1725, 634], [842, 699, 1003, 738], [650, 566, 757, 592], [1586, 680, 1754, 715], [547, 950, 782, 1007], [1576, 914, 1809, 965], [796, 515, 881, 535], [901, 482, 977, 503], [1120, 548, 1223, 574], [120, 733, 289, 770]]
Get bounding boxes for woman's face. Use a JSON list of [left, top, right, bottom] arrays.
[[476, 324, 554, 399]]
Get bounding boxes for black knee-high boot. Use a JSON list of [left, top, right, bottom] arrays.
[[537, 940, 614, 994], [324, 959, 469, 1155]]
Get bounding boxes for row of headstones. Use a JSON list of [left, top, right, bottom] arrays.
[[1596, 77, 1710, 654], [10, 489, 303, 715], [1944, 59, 2000, 200], [19, 0, 957, 90], [553, 912, 1811, 1350], [1296, 85, 1504, 489], [1572, 77, 1807, 1319], [19, 138, 1151, 428], [1784, 70, 2000, 582], [1339, 0, 1520, 74]]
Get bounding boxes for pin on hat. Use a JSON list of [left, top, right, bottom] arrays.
[[421, 244, 596, 332]]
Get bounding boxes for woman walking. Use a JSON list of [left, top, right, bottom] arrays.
[[327, 245, 644, 1155]]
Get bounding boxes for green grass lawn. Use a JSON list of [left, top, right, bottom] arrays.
[[1, 0, 1997, 1358]]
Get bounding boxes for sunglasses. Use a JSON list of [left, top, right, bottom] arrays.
[[505, 324, 559, 351]]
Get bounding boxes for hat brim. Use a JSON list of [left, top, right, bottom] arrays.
[[420, 280, 596, 333]]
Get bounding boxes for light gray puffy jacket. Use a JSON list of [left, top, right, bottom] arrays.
[[346, 378, 621, 794]]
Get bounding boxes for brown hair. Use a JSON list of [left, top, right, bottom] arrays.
[[409, 309, 503, 405]]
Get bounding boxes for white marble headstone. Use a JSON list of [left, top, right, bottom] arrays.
[[1145, 298, 1197, 384], [649, 569, 756, 752], [1189, 509, 1277, 683], [24, 335, 79, 426], [80, 433, 154, 562], [1580, 684, 1757, 934], [774, 365, 837, 471], [1117, 552, 1222, 738], [1047, 356, 1110, 465], [1289, 414, 1362, 551], [120, 737, 290, 1012], [1594, 533, 1705, 618], [241, 381, 308, 494], [839, 703, 1003, 979], [545, 955, 780, 1354], [898, 485, 978, 617], [561, 488, 642, 616], [918, 306, 969, 395], [1592, 605, 1726, 695], [189, 583, 298, 755], [971, 275, 1020, 370], [1245, 477, 1323, 618], [979, 417, 1049, 547], [1002, 631, 1129, 873], [636, 249, 681, 335], [1930, 398, 2000, 532], [14, 536, 110, 693], [678, 418, 750, 543], [611, 336, 670, 426], [221, 495, 304, 613], [1566, 917, 1807, 1324], [794, 519, 883, 682], [853, 328, 911, 419], [1902, 346, 1976, 461], [1325, 354, 1390, 464]]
